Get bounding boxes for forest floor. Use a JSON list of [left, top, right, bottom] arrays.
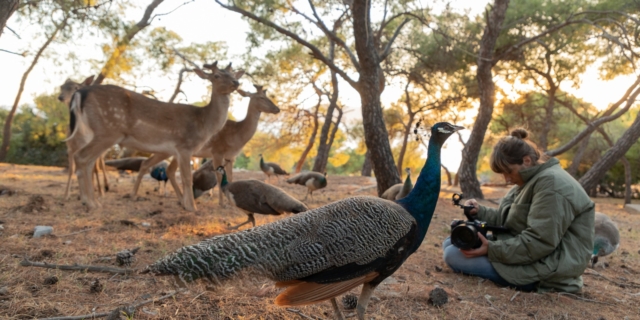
[[1, 162, 639, 320]]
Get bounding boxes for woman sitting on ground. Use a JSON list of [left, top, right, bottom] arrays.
[[443, 128, 594, 293]]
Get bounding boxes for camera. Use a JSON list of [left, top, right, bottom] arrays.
[[450, 193, 508, 250]]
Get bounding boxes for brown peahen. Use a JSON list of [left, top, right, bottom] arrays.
[[192, 160, 218, 200], [216, 166, 308, 230], [381, 167, 413, 200], [286, 171, 327, 202], [259, 154, 289, 183], [145, 122, 463, 320]]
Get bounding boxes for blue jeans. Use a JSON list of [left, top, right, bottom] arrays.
[[442, 237, 537, 291]]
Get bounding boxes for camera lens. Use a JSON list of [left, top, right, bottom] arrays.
[[451, 225, 479, 250]]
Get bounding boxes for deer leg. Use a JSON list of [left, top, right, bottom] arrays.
[[330, 297, 345, 320], [99, 155, 109, 192], [133, 153, 169, 197], [64, 147, 75, 201], [75, 141, 113, 209], [166, 157, 183, 201], [356, 283, 377, 320], [178, 153, 196, 212], [93, 163, 103, 197]]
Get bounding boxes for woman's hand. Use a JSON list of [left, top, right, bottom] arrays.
[[460, 232, 489, 257], [464, 199, 479, 215]]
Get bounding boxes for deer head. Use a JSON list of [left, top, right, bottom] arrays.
[[58, 75, 94, 105], [236, 84, 280, 114], [194, 61, 245, 96]]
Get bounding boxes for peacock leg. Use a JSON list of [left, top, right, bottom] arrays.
[[330, 297, 345, 320], [249, 213, 256, 227], [356, 283, 377, 320], [228, 213, 253, 230]]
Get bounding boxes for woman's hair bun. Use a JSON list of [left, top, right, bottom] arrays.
[[510, 128, 528, 139]]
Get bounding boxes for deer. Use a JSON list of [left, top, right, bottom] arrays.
[[132, 85, 280, 206], [68, 62, 244, 211], [58, 76, 110, 200]]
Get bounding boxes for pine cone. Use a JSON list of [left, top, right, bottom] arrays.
[[428, 287, 448, 307], [43, 276, 58, 286], [342, 294, 358, 310], [116, 249, 136, 267], [90, 278, 103, 293]]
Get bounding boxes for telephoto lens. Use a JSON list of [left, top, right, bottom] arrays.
[[450, 223, 481, 250]]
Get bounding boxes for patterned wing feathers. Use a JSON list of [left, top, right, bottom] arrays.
[[274, 272, 379, 306]]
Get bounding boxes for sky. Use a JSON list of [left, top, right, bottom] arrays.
[[0, 0, 636, 172]]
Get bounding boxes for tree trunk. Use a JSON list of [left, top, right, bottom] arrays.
[[622, 156, 632, 204], [442, 164, 452, 186], [539, 87, 556, 152], [458, 0, 510, 200], [0, 19, 66, 161], [92, 0, 164, 85], [566, 132, 591, 177], [579, 110, 640, 192], [396, 83, 414, 175], [313, 68, 339, 173], [361, 149, 373, 177], [0, 0, 19, 38], [295, 102, 321, 173], [352, 0, 401, 195]]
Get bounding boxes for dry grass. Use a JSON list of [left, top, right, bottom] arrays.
[[1, 162, 639, 319]]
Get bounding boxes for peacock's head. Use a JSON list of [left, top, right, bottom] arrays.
[[429, 122, 465, 145], [216, 166, 226, 174]]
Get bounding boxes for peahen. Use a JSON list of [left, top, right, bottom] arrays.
[[144, 122, 463, 320], [592, 212, 620, 267], [381, 168, 413, 200], [286, 171, 328, 202], [259, 154, 289, 183], [104, 157, 147, 172], [192, 160, 218, 200], [216, 166, 308, 230]]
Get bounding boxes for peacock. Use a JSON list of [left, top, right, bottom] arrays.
[[286, 171, 328, 202], [381, 168, 413, 200], [192, 160, 218, 200], [259, 154, 289, 183], [150, 161, 169, 197], [144, 122, 463, 320], [592, 212, 620, 267], [216, 166, 308, 230]]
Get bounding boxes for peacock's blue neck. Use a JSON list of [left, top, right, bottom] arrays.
[[220, 170, 228, 188], [397, 141, 442, 252]]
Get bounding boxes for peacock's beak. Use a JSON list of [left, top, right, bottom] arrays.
[[452, 125, 465, 132]]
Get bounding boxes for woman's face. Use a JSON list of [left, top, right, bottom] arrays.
[[502, 156, 533, 186]]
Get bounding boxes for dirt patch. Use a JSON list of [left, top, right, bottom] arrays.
[[19, 195, 48, 213], [1, 163, 639, 319]]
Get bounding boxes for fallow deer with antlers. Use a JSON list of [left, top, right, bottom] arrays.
[[68, 62, 244, 211]]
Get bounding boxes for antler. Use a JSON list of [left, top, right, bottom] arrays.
[[253, 84, 264, 92], [224, 62, 232, 71]]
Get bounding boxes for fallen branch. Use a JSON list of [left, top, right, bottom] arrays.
[[557, 292, 615, 305], [584, 269, 640, 288], [510, 291, 520, 302], [38, 290, 183, 320], [20, 259, 134, 275], [286, 308, 323, 320]]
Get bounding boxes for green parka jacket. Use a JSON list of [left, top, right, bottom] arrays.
[[477, 158, 595, 293]]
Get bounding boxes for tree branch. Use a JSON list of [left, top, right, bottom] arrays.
[[546, 78, 640, 157], [20, 259, 135, 275], [215, 0, 358, 88], [379, 18, 411, 61], [301, 0, 360, 71], [39, 290, 183, 320]]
